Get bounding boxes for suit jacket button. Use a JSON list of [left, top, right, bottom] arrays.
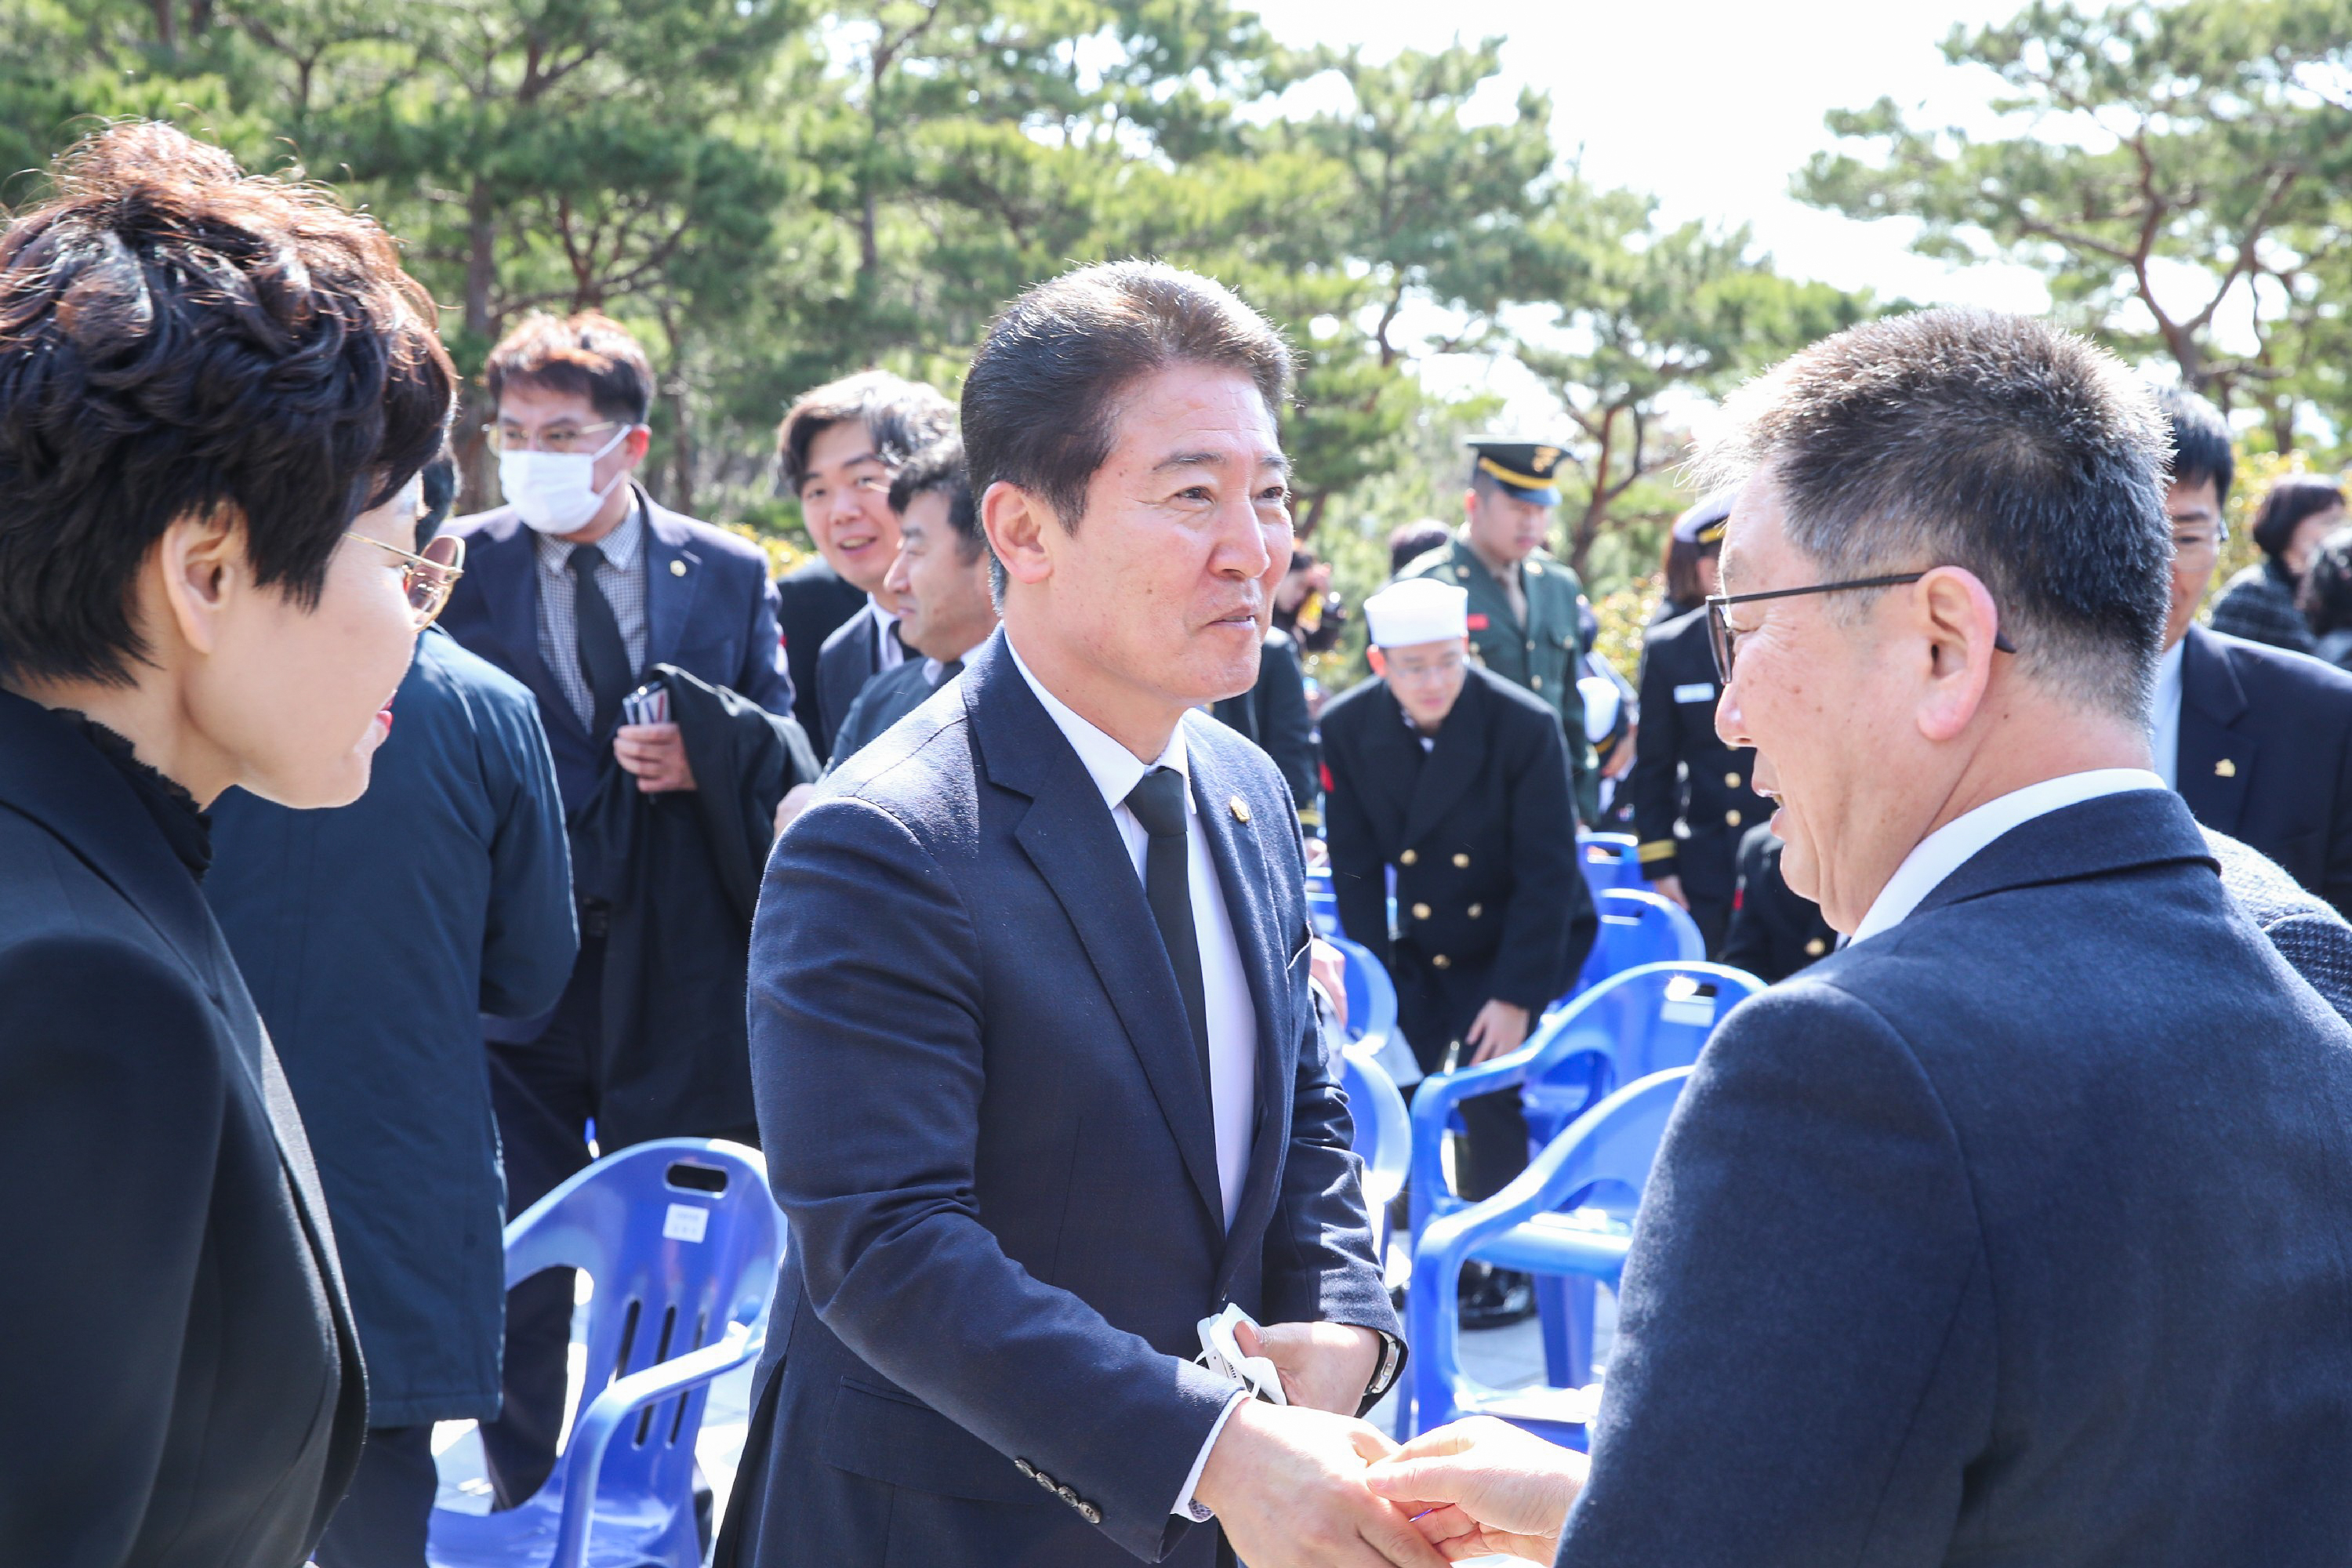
[[1080, 1503, 1102, 1525], [1432, 953, 1451, 970], [670, 558, 688, 576], [1453, 852, 1470, 868], [1015, 1459, 1035, 1478], [1399, 848, 1418, 866], [1725, 771, 1741, 788], [1058, 1486, 1080, 1506], [1726, 809, 1742, 826], [1468, 903, 1483, 918], [1036, 1471, 1058, 1491], [1412, 902, 1432, 920]]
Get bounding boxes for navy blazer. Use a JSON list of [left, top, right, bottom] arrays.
[[208, 630, 577, 1425], [814, 604, 895, 763], [437, 487, 794, 811], [726, 631, 1396, 1568], [0, 692, 366, 1566], [775, 557, 866, 746], [1559, 788, 2352, 1566], [2176, 623, 2352, 918]]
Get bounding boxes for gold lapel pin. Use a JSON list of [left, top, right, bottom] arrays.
[[1229, 795, 1250, 823], [2216, 758, 2237, 778], [670, 559, 688, 576]]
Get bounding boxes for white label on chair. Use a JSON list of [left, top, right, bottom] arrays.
[[1673, 682, 1715, 704], [662, 1203, 710, 1243], [1661, 995, 1715, 1027]]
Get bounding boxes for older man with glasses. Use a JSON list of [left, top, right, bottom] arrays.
[[1359, 309, 2352, 1568]]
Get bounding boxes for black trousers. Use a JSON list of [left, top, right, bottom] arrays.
[[314, 1425, 437, 1568], [480, 931, 606, 1510]]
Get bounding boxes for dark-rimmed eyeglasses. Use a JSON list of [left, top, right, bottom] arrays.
[[347, 532, 466, 630], [1705, 571, 2018, 684]]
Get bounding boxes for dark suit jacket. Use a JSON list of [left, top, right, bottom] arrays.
[[208, 630, 576, 1425], [775, 557, 867, 746], [726, 630, 1396, 1568], [1718, 822, 1836, 985], [437, 486, 794, 811], [1210, 626, 1318, 817], [2175, 623, 2352, 918], [1559, 789, 2352, 1566], [1628, 605, 1769, 910], [1319, 666, 1593, 1058], [2206, 825, 2352, 1024], [814, 603, 898, 763], [826, 653, 952, 767], [0, 691, 366, 1566]]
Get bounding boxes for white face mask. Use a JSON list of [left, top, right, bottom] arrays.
[[499, 423, 637, 535]]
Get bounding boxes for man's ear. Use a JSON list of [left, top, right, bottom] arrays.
[[983, 482, 1055, 590], [620, 423, 652, 470], [1912, 565, 2002, 742], [1367, 646, 1388, 679], [154, 506, 247, 659]]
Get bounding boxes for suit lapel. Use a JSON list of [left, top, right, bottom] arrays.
[[1911, 787, 2216, 920], [967, 638, 1225, 1226], [643, 493, 705, 675], [2177, 627, 2254, 832], [474, 519, 585, 748], [1402, 673, 1488, 847], [1185, 723, 1298, 1275]]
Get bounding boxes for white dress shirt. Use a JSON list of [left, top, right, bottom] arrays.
[[865, 597, 906, 676], [2150, 637, 2187, 789], [1849, 768, 2169, 946], [1004, 637, 1261, 1520]]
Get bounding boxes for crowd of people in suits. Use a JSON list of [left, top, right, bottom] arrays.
[[19, 119, 2352, 1568]]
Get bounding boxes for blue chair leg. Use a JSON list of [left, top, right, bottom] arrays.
[[1545, 1277, 1596, 1389]]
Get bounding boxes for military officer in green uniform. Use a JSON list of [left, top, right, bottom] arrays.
[[1395, 437, 1597, 822]]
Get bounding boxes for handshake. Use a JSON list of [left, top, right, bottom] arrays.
[[1203, 1323, 1588, 1567]]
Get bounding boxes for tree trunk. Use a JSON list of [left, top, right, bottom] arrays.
[[2267, 397, 2297, 459], [1566, 408, 1620, 579], [150, 0, 177, 53], [1298, 491, 1327, 544], [456, 180, 500, 513]]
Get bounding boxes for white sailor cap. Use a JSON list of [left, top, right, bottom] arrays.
[[1364, 578, 1469, 648]]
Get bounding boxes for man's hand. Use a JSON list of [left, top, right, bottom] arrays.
[[1309, 937, 1351, 1033], [1649, 873, 1688, 910], [773, 782, 816, 840], [615, 722, 696, 793], [1235, 1318, 1380, 1414], [1463, 1000, 1531, 1065], [1194, 1399, 1446, 1568], [1364, 1416, 1586, 1563]]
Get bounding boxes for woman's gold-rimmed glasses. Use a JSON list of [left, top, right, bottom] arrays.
[[347, 532, 466, 630]]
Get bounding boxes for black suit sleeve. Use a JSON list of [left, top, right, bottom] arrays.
[[1316, 713, 1392, 972], [1489, 709, 1584, 1011], [476, 684, 579, 1019], [1254, 637, 1319, 820], [1559, 979, 1991, 1566], [2325, 712, 2352, 921], [0, 935, 227, 1566], [1628, 627, 1684, 882], [734, 563, 796, 719]]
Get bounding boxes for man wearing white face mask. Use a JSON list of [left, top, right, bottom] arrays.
[[438, 310, 796, 1508]]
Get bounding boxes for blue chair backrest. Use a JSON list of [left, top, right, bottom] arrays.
[[1323, 931, 1398, 1052], [1572, 888, 1704, 995], [1521, 960, 1763, 1150], [503, 1139, 782, 1506], [1577, 833, 1646, 899], [1305, 866, 1341, 937], [1338, 1044, 1411, 1214]]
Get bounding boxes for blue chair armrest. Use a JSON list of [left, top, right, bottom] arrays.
[[1408, 1029, 1610, 1229], [549, 1321, 764, 1568]]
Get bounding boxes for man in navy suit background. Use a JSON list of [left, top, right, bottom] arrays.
[[2151, 387, 2352, 916], [724, 262, 1425, 1568], [435, 310, 794, 1506], [1363, 310, 2352, 1566]]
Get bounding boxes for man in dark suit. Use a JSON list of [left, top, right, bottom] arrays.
[[1718, 822, 1835, 983], [2153, 387, 2352, 916], [436, 310, 796, 1506], [1365, 310, 2352, 1566], [772, 369, 956, 757], [1211, 626, 1318, 818], [1629, 493, 1769, 953], [773, 556, 864, 742], [1319, 578, 1595, 1326], [724, 261, 1425, 1568]]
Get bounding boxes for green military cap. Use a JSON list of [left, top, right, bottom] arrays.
[[1467, 437, 1570, 506]]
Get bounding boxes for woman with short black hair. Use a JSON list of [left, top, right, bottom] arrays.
[[0, 122, 456, 1565], [2210, 473, 2343, 652]]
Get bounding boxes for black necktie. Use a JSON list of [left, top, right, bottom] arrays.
[[1124, 767, 1212, 1097], [569, 543, 632, 734], [931, 658, 964, 687]]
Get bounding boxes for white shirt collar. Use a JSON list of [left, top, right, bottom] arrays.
[[1849, 768, 2168, 946], [535, 492, 645, 572], [2150, 637, 2187, 790], [1004, 634, 1191, 816]]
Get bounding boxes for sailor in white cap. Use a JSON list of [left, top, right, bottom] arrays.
[[1316, 576, 1597, 1329]]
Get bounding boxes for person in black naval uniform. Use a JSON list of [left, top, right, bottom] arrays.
[[1719, 822, 1837, 983], [1631, 492, 1771, 952], [1321, 579, 1597, 1327]]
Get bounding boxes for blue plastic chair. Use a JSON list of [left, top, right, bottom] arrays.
[[1576, 833, 1646, 900], [427, 1139, 782, 1568], [1305, 866, 1341, 937], [1403, 1069, 1693, 1442], [1571, 888, 1704, 996], [1338, 1043, 1410, 1252], [1324, 931, 1399, 1058]]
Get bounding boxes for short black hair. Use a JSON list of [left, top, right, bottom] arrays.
[[1700, 307, 2169, 722], [0, 122, 456, 685], [887, 437, 981, 561], [1388, 521, 1451, 577], [2157, 386, 2235, 508], [417, 454, 458, 546], [962, 260, 1294, 532], [2300, 528, 2352, 637], [775, 370, 955, 495], [484, 310, 653, 426], [2252, 473, 2345, 561]]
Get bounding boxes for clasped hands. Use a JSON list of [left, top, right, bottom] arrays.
[[1198, 1324, 1585, 1566]]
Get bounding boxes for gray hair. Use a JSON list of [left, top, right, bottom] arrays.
[[1696, 307, 2172, 724]]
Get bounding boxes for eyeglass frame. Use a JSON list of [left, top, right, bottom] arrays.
[[1704, 570, 2018, 686], [481, 417, 630, 456], [346, 531, 466, 630]]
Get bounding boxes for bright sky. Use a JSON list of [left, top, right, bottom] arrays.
[[1250, 0, 2056, 418]]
